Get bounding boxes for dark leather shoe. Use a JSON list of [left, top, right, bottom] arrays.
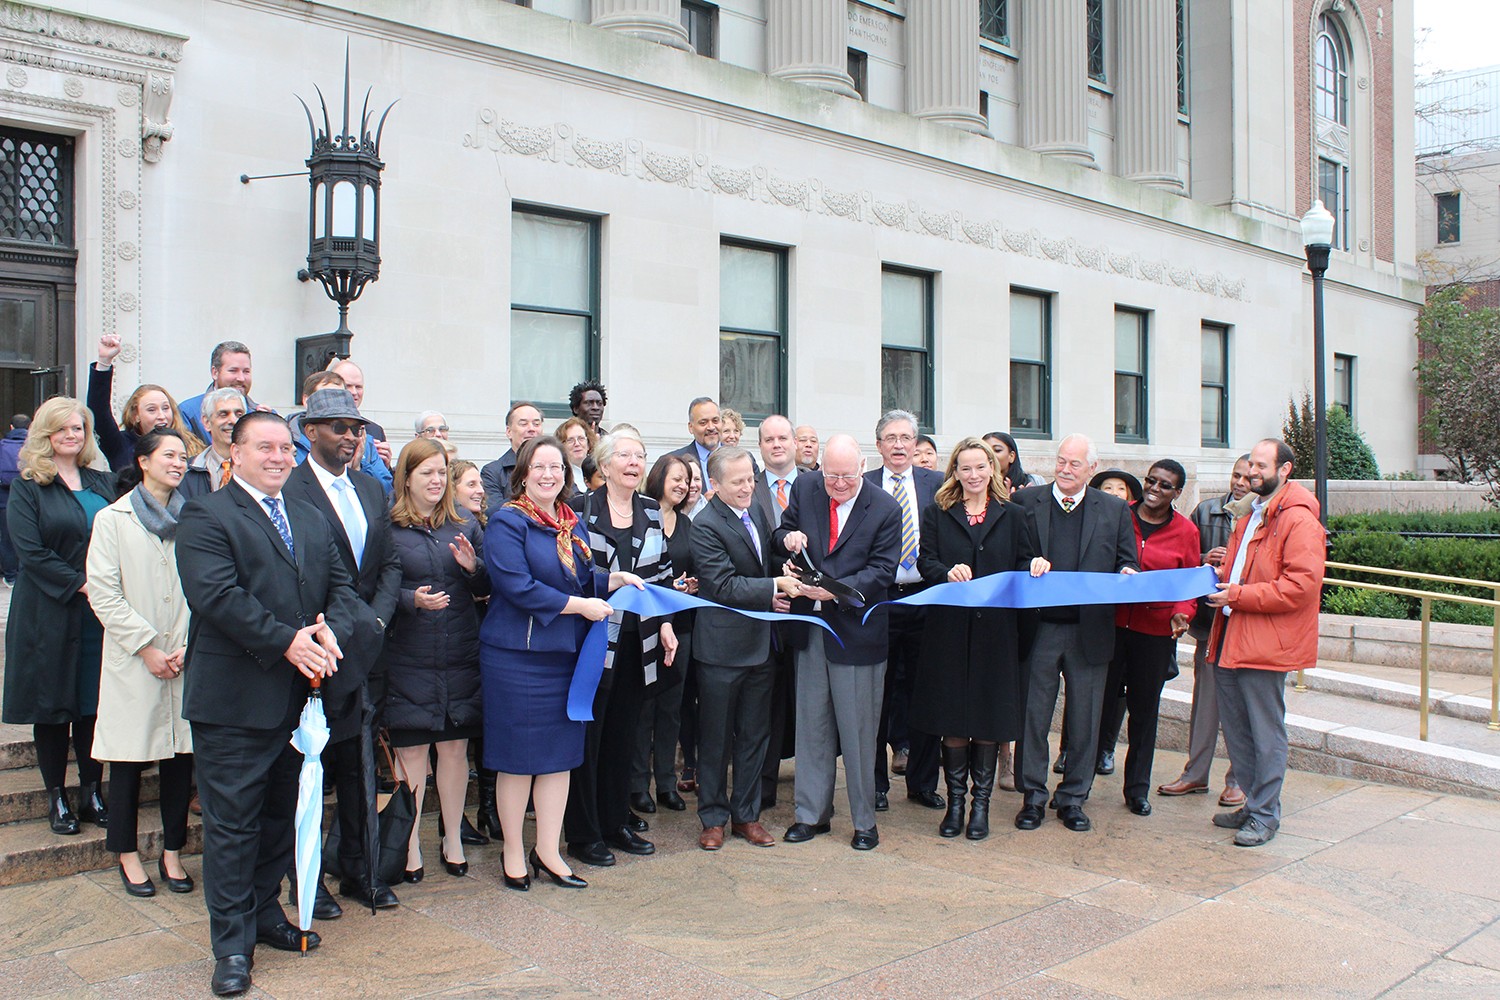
[[1057, 805, 1092, 832], [457, 814, 488, 846], [731, 821, 776, 847], [1052, 751, 1067, 775], [402, 867, 424, 884], [782, 821, 831, 843], [604, 826, 655, 856], [874, 791, 889, 812], [312, 881, 342, 920], [211, 955, 252, 996], [699, 825, 725, 850], [1096, 751, 1116, 776], [118, 863, 155, 898], [47, 788, 79, 836], [338, 878, 399, 908], [850, 828, 879, 851], [629, 791, 657, 814], [657, 789, 687, 811], [907, 790, 946, 810], [1015, 804, 1045, 830], [625, 812, 650, 833], [1126, 797, 1152, 817], [158, 856, 194, 894], [567, 841, 617, 867], [256, 922, 319, 952]]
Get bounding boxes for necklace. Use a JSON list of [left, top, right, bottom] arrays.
[[607, 494, 633, 519]]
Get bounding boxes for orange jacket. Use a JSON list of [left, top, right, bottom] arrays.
[[1207, 481, 1325, 672]]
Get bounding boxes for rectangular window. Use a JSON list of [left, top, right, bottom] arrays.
[[1176, 0, 1188, 114], [510, 207, 599, 414], [847, 48, 868, 101], [680, 0, 716, 58], [1201, 322, 1230, 447], [979, 90, 990, 125], [720, 240, 787, 422], [1333, 353, 1354, 419], [980, 0, 1009, 46], [1114, 308, 1149, 442], [881, 267, 934, 431], [0, 126, 73, 246], [1318, 157, 1350, 251], [1009, 289, 1051, 437], [1087, 0, 1107, 83], [1436, 192, 1461, 244]]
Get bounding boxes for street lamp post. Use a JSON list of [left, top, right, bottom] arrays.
[[1300, 200, 1335, 528]]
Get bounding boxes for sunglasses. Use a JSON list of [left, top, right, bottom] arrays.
[[313, 420, 364, 436], [1142, 475, 1181, 491]]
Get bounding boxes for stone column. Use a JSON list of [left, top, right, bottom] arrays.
[[1117, 0, 1184, 190], [766, 0, 859, 98], [906, 0, 990, 134], [1020, 0, 1096, 166], [591, 0, 691, 51]]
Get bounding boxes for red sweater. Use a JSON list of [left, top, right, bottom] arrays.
[[1116, 506, 1202, 636]]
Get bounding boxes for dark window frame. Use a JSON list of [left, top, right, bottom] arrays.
[[509, 203, 602, 419], [0, 125, 74, 248], [980, 0, 1010, 47], [1333, 353, 1355, 421], [1436, 191, 1461, 244], [1176, 0, 1189, 116], [1087, 0, 1107, 84], [680, 0, 717, 58], [1314, 13, 1349, 126], [1201, 322, 1230, 448], [718, 237, 789, 424], [1318, 156, 1350, 251], [1008, 287, 1053, 440], [880, 264, 936, 434], [1114, 307, 1150, 444], [847, 48, 868, 101]]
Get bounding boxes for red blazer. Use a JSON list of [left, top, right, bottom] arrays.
[[1116, 506, 1201, 636]]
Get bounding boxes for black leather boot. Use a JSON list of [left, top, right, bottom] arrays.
[[938, 744, 969, 839], [967, 743, 999, 841], [48, 787, 79, 835], [77, 782, 109, 828], [475, 768, 501, 841]]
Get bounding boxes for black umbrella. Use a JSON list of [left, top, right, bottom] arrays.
[[358, 682, 380, 915]]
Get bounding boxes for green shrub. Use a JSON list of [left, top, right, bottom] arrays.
[[1322, 586, 1413, 619], [1330, 511, 1500, 534]]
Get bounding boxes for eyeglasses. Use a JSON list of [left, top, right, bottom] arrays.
[[824, 473, 861, 484], [418, 425, 450, 437], [1143, 475, 1181, 491], [318, 420, 363, 437], [880, 434, 916, 445], [529, 463, 566, 475]]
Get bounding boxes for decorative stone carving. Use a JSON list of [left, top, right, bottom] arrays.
[[117, 241, 138, 261], [117, 292, 137, 312], [140, 72, 173, 162], [643, 151, 692, 184], [117, 190, 137, 210], [117, 84, 138, 107], [5, 66, 24, 88], [62, 77, 81, 97], [0, 3, 185, 62]]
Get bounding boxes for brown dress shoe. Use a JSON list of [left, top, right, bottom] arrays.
[[1156, 779, 1209, 797], [731, 821, 776, 847], [699, 826, 725, 851], [1218, 786, 1246, 807]]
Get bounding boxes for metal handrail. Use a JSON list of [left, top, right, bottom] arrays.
[[1317, 563, 1500, 740]]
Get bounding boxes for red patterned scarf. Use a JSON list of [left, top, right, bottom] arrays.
[[505, 494, 590, 574]]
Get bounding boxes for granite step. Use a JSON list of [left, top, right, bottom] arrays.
[[0, 812, 203, 888], [0, 766, 162, 825]]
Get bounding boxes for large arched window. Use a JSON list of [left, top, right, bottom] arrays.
[[1314, 14, 1348, 125]]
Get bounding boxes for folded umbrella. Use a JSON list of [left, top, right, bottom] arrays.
[[290, 678, 331, 955]]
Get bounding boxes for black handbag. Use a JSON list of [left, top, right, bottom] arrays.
[[323, 734, 418, 886]]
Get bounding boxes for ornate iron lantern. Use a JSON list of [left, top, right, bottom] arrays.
[[292, 51, 394, 394]]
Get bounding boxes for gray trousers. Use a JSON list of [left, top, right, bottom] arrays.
[[1180, 632, 1238, 788], [1213, 664, 1288, 831], [1019, 622, 1106, 809], [793, 631, 885, 833], [695, 657, 775, 828]]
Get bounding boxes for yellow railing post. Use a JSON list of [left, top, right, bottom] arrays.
[[1420, 596, 1432, 743], [1295, 669, 1307, 692], [1491, 586, 1499, 732]]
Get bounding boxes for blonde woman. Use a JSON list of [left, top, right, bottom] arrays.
[[2, 397, 117, 835]]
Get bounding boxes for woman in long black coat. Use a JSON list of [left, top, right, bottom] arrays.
[[2, 397, 117, 836], [913, 436, 1046, 842]]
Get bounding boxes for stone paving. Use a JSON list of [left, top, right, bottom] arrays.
[[4, 749, 1500, 998]]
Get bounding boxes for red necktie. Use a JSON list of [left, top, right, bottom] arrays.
[[828, 496, 839, 553]]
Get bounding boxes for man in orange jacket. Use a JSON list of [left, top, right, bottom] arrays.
[[1203, 438, 1325, 847]]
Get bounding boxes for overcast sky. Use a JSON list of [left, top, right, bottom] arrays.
[[1415, 0, 1500, 77]]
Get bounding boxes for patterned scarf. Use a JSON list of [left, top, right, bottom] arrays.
[[505, 493, 590, 573]]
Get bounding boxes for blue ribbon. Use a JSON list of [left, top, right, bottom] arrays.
[[861, 566, 1220, 623], [567, 584, 843, 721]]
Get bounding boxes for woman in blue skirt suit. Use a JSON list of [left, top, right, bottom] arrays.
[[481, 435, 644, 890]]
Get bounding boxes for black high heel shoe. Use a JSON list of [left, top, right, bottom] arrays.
[[158, 856, 195, 893], [529, 849, 586, 889], [403, 866, 424, 884], [118, 862, 155, 897], [502, 863, 530, 892], [442, 853, 468, 877]]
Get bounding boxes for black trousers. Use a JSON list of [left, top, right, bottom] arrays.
[[192, 722, 299, 959], [759, 642, 797, 803], [678, 654, 700, 774], [565, 634, 645, 844], [325, 733, 370, 881], [1102, 629, 1178, 800], [876, 603, 938, 796], [696, 658, 775, 828], [34, 718, 101, 789], [105, 753, 193, 854]]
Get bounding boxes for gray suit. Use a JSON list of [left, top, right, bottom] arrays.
[[1008, 484, 1137, 809]]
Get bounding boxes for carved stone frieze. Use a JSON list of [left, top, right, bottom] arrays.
[[0, 3, 184, 62]]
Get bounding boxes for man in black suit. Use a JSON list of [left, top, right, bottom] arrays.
[[750, 414, 801, 807], [667, 396, 721, 474], [480, 400, 543, 510], [773, 434, 901, 851], [177, 412, 373, 997], [690, 446, 801, 851], [1008, 433, 1138, 834], [282, 389, 402, 913], [867, 410, 944, 814]]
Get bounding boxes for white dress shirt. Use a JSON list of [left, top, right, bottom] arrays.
[[306, 458, 369, 551], [1052, 483, 1085, 511]]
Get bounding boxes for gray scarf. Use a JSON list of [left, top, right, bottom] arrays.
[[130, 484, 185, 541]]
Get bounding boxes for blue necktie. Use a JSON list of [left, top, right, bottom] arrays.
[[892, 474, 917, 570], [740, 509, 763, 560], [262, 496, 295, 559], [331, 479, 366, 567]]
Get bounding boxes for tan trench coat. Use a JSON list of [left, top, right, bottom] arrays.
[[86, 493, 192, 761]]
